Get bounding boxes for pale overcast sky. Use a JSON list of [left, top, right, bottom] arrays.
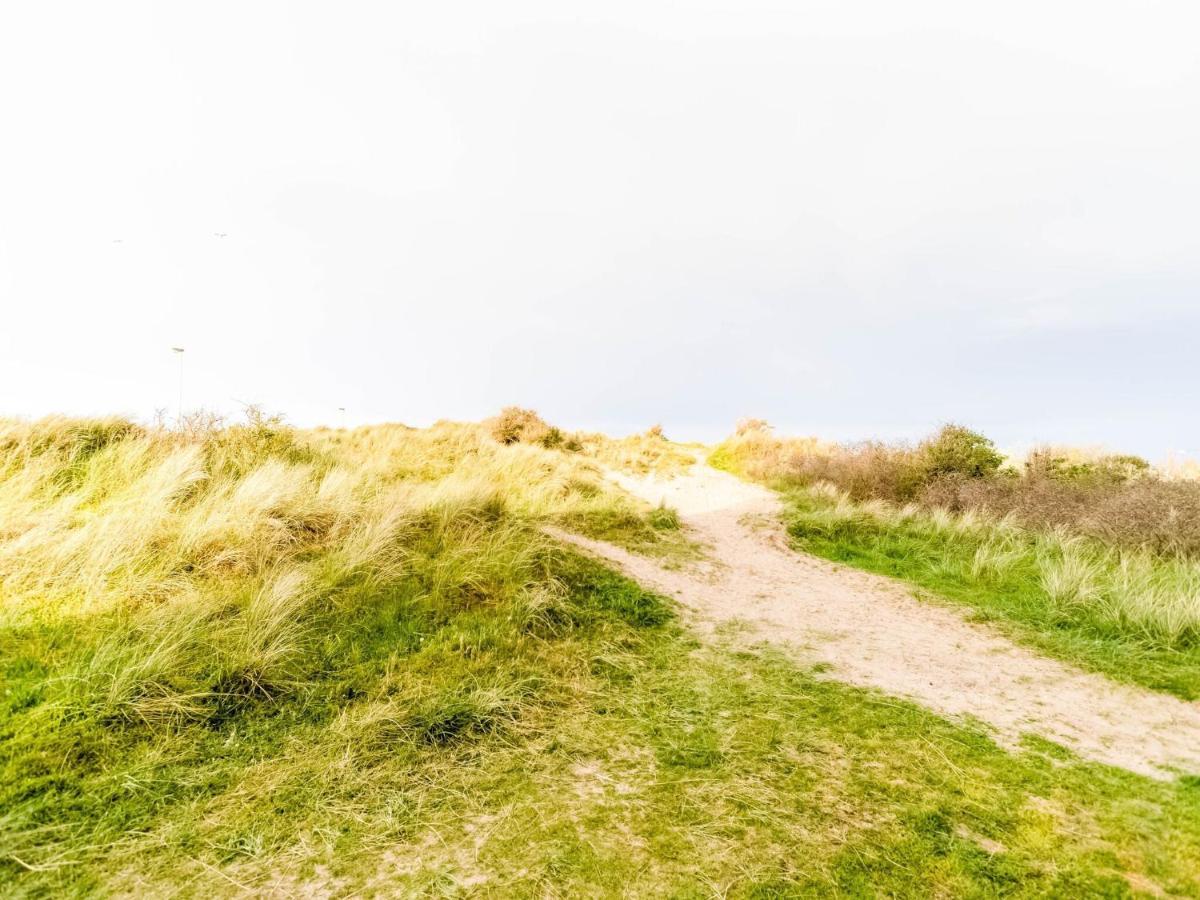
[[1, 1, 1197, 456]]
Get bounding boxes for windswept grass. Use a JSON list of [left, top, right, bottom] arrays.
[[305, 420, 697, 560], [3, 413, 1199, 895], [0, 413, 687, 892], [575, 427, 699, 477]]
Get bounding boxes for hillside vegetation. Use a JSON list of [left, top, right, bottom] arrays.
[[713, 420, 1200, 556], [712, 422, 1200, 697], [2, 413, 1200, 895], [0, 414, 681, 892]]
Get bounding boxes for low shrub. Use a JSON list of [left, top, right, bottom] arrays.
[[917, 424, 1003, 479], [1024, 448, 1150, 483], [922, 474, 1200, 558], [713, 425, 1003, 503], [734, 418, 773, 436], [648, 502, 681, 531], [487, 407, 555, 447], [716, 422, 1200, 558]]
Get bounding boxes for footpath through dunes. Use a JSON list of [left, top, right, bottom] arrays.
[[550, 460, 1200, 780]]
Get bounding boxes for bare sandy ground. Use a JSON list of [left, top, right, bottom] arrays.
[[551, 461, 1200, 779]]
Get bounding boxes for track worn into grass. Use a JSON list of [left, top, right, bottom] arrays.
[[550, 461, 1200, 779]]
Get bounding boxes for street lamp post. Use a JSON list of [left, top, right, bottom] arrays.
[[172, 347, 185, 425]]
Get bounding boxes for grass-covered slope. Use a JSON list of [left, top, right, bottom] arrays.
[[2, 416, 1200, 895], [0, 416, 680, 893]]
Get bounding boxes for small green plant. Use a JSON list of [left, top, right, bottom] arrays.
[[648, 502, 680, 531], [401, 679, 534, 746]]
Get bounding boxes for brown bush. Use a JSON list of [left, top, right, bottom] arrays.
[[919, 470, 1200, 557], [715, 431, 921, 501], [734, 418, 773, 436], [724, 425, 1000, 503], [719, 424, 1200, 558], [486, 407, 553, 447], [1081, 480, 1200, 557], [921, 474, 1098, 524], [802, 442, 925, 503]]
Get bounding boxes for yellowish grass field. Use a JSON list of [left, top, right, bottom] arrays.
[[4, 413, 1200, 896]]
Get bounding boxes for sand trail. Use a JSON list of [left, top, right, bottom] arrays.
[[551, 461, 1200, 779]]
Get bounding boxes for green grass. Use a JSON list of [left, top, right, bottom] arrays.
[[558, 495, 700, 566], [4, 418, 1199, 895], [5, 551, 1200, 895], [0, 548, 654, 895], [779, 488, 1200, 700]]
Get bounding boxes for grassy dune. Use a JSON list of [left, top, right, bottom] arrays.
[[2, 415, 1200, 895], [0, 415, 681, 891]]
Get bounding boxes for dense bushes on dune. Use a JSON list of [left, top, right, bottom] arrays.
[[713, 422, 1200, 558]]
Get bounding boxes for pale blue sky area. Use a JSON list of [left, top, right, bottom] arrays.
[[2, 1, 1197, 458]]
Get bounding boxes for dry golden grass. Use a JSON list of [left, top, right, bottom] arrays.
[[475, 407, 697, 477], [1161, 453, 1200, 482], [0, 414, 690, 623], [573, 428, 699, 476]]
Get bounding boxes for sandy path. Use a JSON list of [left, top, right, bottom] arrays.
[[552, 461, 1200, 779]]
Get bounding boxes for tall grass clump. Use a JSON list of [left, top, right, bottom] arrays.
[[1037, 538, 1200, 649], [575, 426, 698, 476], [486, 406, 564, 448]]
